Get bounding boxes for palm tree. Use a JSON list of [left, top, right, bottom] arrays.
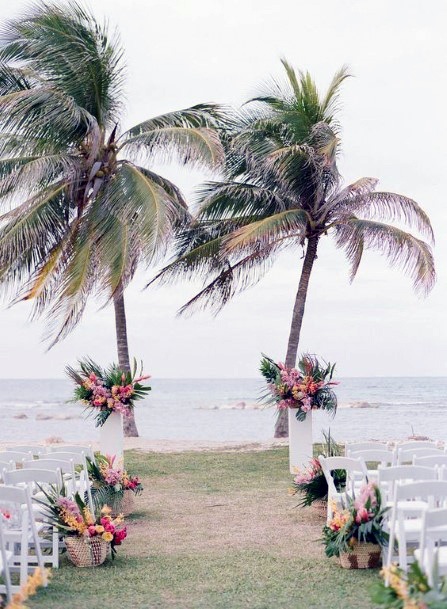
[[151, 60, 435, 437], [0, 1, 225, 436]]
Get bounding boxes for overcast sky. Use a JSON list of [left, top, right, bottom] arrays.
[[0, 0, 445, 379]]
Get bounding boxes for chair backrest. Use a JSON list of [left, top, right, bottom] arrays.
[[8, 446, 47, 457], [3, 468, 62, 492], [397, 447, 443, 465], [398, 441, 439, 450], [413, 454, 447, 468], [23, 458, 73, 473], [319, 455, 368, 497], [42, 452, 86, 466], [49, 445, 94, 459], [345, 442, 389, 456], [349, 449, 395, 466], [0, 451, 33, 464], [395, 480, 447, 506]]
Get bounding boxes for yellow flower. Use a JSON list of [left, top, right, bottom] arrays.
[[95, 525, 105, 534], [101, 505, 112, 515], [102, 531, 113, 542]]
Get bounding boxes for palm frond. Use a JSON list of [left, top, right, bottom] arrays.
[[120, 126, 224, 170], [223, 209, 310, 253], [334, 217, 436, 295], [334, 191, 435, 243]]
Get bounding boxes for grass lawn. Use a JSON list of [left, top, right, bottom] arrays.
[[29, 448, 379, 609]]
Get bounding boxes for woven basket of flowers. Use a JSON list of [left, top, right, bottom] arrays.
[[64, 536, 109, 567], [322, 483, 388, 570], [339, 542, 382, 569]]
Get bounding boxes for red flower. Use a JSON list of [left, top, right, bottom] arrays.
[[113, 527, 127, 545]]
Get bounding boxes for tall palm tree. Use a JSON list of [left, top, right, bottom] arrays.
[[0, 1, 225, 436], [151, 60, 435, 437]]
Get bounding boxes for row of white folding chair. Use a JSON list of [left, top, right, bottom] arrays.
[[0, 445, 94, 461], [23, 454, 94, 514], [386, 480, 447, 574], [2, 468, 62, 569], [414, 507, 447, 586], [0, 485, 47, 598]]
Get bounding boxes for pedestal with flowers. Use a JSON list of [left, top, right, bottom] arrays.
[[66, 358, 151, 463], [260, 354, 338, 473]]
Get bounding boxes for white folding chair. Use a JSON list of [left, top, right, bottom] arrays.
[[397, 447, 443, 465], [0, 516, 13, 602], [349, 449, 396, 481], [345, 442, 390, 457], [0, 485, 46, 593], [413, 454, 447, 468], [319, 455, 368, 521], [39, 452, 93, 514], [386, 480, 447, 573], [414, 507, 447, 585], [3, 469, 62, 569], [49, 445, 94, 459]]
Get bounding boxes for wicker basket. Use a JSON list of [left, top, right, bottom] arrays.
[[312, 499, 328, 518], [339, 543, 382, 569], [64, 536, 109, 567], [111, 490, 135, 517]]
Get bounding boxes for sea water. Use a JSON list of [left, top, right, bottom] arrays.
[[0, 377, 446, 444]]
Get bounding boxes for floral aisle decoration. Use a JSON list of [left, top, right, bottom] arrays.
[[5, 568, 49, 609], [66, 357, 151, 427], [372, 562, 447, 608], [36, 487, 127, 567], [260, 354, 338, 421], [290, 432, 346, 511], [87, 453, 143, 516], [322, 482, 389, 569]]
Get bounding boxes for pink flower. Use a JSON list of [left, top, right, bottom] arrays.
[[87, 525, 97, 537], [355, 507, 370, 524]]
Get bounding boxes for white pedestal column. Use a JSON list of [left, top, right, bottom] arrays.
[[99, 411, 124, 465], [288, 408, 313, 474]]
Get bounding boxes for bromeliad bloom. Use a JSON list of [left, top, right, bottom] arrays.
[[260, 354, 338, 421], [66, 357, 151, 427]]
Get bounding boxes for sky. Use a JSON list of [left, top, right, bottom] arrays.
[[0, 0, 445, 379]]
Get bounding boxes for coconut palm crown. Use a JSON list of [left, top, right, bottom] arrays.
[[0, 1, 225, 435], [151, 60, 435, 436]]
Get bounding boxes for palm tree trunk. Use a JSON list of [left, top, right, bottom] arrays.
[[113, 289, 139, 437], [274, 234, 319, 438]]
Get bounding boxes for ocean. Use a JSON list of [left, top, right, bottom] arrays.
[[0, 377, 446, 445]]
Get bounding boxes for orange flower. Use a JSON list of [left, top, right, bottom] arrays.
[[102, 531, 113, 542]]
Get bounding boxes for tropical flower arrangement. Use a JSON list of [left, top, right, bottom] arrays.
[[66, 357, 151, 427], [87, 453, 143, 513], [290, 432, 346, 508], [372, 562, 447, 609], [36, 487, 127, 560], [260, 354, 338, 421], [322, 482, 389, 559]]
